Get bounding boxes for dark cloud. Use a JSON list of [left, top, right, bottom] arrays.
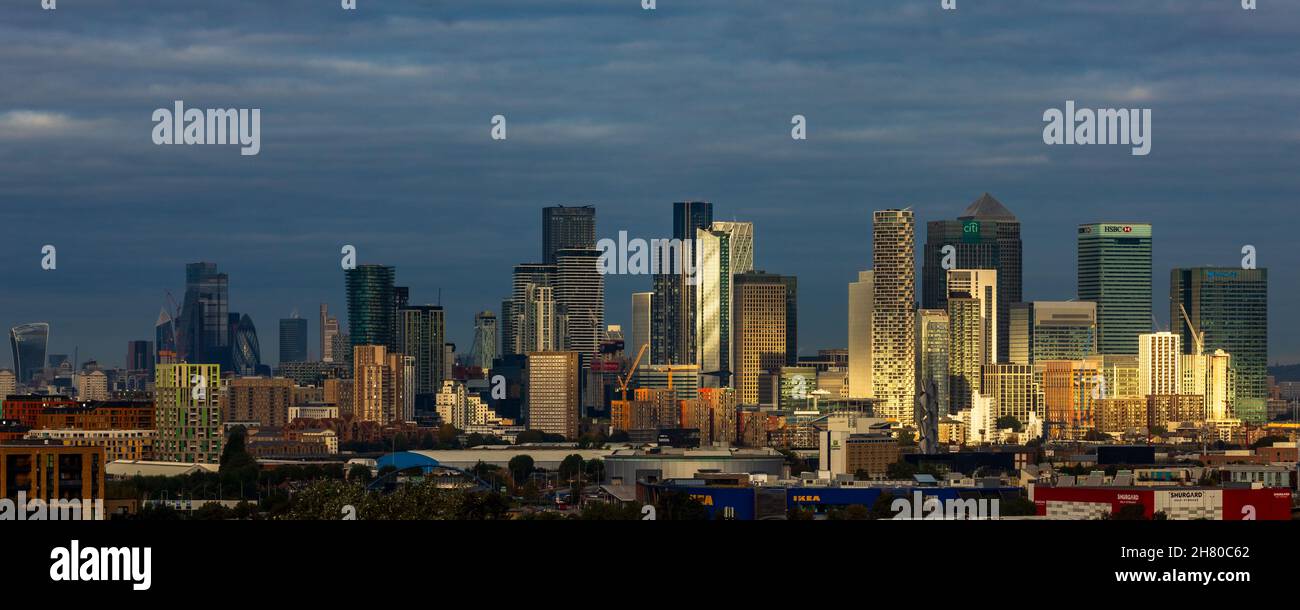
[[1, 0, 1297, 366]]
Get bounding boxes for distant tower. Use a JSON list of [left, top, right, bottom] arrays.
[[320, 303, 339, 363], [542, 205, 596, 264], [471, 311, 499, 370], [9, 322, 50, 384], [871, 209, 916, 423], [345, 264, 397, 351], [279, 312, 309, 363]]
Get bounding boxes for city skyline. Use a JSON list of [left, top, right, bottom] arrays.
[[2, 0, 1298, 367]]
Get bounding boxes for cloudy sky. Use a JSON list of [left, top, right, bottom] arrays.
[[1, 0, 1298, 368]]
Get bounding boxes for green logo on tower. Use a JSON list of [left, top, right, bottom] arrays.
[[962, 220, 981, 243]]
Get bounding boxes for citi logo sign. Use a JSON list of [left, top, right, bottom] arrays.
[[49, 540, 152, 591]]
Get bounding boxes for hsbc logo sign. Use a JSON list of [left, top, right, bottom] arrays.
[[1103, 225, 1133, 233]]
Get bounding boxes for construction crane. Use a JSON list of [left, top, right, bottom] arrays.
[[1178, 302, 1204, 356], [616, 342, 649, 403]]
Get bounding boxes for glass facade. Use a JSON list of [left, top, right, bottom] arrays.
[[346, 264, 396, 350], [1171, 267, 1268, 424], [9, 322, 49, 384], [1077, 223, 1151, 355]]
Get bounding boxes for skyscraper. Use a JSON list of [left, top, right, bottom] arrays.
[[631, 291, 653, 360], [542, 205, 596, 264], [320, 303, 339, 363], [780, 275, 798, 365], [652, 200, 712, 365], [554, 247, 605, 355], [733, 271, 788, 405], [179, 262, 230, 368], [916, 309, 949, 415], [1171, 267, 1268, 423], [471, 311, 499, 370], [695, 227, 732, 386], [346, 264, 397, 350], [279, 314, 309, 363], [922, 194, 1022, 362], [155, 308, 176, 362], [527, 351, 580, 440], [155, 362, 223, 463], [519, 284, 557, 353], [848, 271, 874, 399], [353, 344, 410, 424], [1077, 223, 1152, 355], [871, 209, 916, 423], [229, 313, 262, 376], [9, 322, 49, 384], [398, 305, 446, 400], [1024, 301, 1097, 363], [508, 263, 556, 355], [711, 221, 754, 275], [1138, 332, 1181, 397], [126, 340, 153, 373]]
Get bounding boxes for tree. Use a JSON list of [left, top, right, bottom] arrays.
[[1251, 435, 1288, 449], [558, 454, 585, 482], [508, 455, 536, 485], [347, 464, 373, 484], [827, 505, 870, 520], [995, 415, 1023, 432], [437, 424, 460, 448], [896, 427, 918, 447], [1084, 429, 1110, 442], [869, 493, 899, 520], [886, 460, 918, 480], [219, 427, 259, 492]]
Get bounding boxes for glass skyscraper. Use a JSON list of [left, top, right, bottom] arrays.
[[230, 313, 262, 376], [922, 193, 1022, 363], [1077, 223, 1152, 355], [180, 262, 230, 368], [398, 305, 446, 400], [9, 322, 49, 384], [542, 205, 596, 265], [279, 315, 309, 363], [346, 264, 397, 351], [1171, 267, 1268, 424], [652, 200, 712, 365]]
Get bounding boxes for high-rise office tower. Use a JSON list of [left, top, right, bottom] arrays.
[[500, 299, 514, 360], [155, 362, 223, 463], [916, 309, 949, 416], [279, 314, 309, 363], [945, 269, 996, 412], [471, 311, 499, 370], [848, 271, 874, 398], [508, 263, 556, 355], [0, 370, 15, 398], [155, 308, 176, 362], [179, 262, 230, 368], [320, 304, 339, 363], [1040, 359, 1101, 439], [1180, 349, 1233, 421], [780, 275, 798, 365], [922, 194, 1022, 362], [630, 292, 653, 360], [1171, 267, 1267, 423], [1013, 301, 1098, 364], [711, 221, 754, 275], [542, 205, 596, 264], [733, 271, 788, 405], [947, 296, 984, 413], [1077, 223, 1152, 355], [871, 209, 916, 423], [1138, 332, 1181, 397], [982, 363, 1034, 426], [652, 200, 713, 365], [126, 340, 153, 373], [946, 269, 997, 364], [229, 313, 262, 376], [1008, 303, 1032, 366], [527, 351, 580, 440], [398, 305, 446, 400], [353, 344, 410, 424], [346, 264, 397, 350], [520, 284, 557, 353], [555, 247, 605, 355], [12, 322, 51, 384], [695, 227, 732, 386]]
